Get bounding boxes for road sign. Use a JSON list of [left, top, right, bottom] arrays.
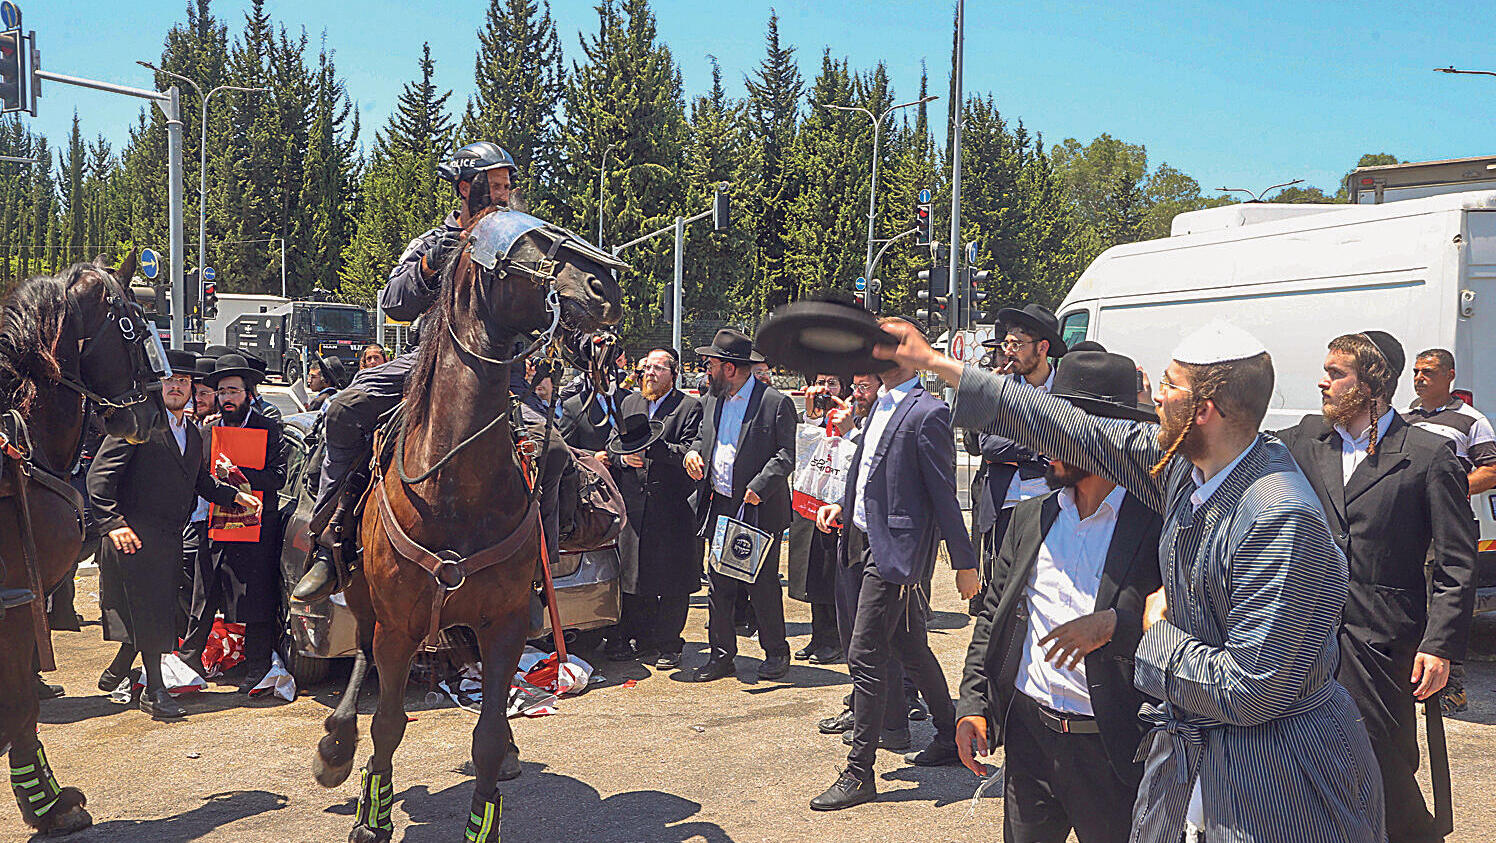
[[202, 266, 215, 281], [140, 248, 159, 280], [854, 276, 866, 291], [918, 188, 931, 204], [967, 242, 977, 262], [0, 3, 19, 29], [950, 331, 965, 362]]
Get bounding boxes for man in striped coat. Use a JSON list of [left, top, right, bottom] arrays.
[[875, 320, 1384, 843]]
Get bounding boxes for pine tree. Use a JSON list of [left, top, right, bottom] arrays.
[[461, 0, 565, 214], [680, 58, 753, 337], [741, 11, 803, 320]]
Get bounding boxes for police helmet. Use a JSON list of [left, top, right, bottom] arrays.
[[437, 142, 517, 185]]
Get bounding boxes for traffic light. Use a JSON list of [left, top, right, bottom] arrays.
[[0, 29, 24, 114], [203, 282, 218, 320], [915, 266, 949, 332], [866, 278, 882, 315], [712, 184, 730, 231], [853, 291, 867, 309], [185, 268, 199, 319], [915, 201, 932, 246], [968, 268, 991, 325]]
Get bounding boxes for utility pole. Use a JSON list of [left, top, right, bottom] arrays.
[[613, 184, 731, 353], [949, 0, 965, 331]]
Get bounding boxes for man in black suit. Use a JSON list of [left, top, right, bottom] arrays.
[[955, 350, 1163, 842], [810, 330, 980, 811], [1275, 331, 1476, 843], [683, 329, 797, 682], [616, 348, 703, 670], [179, 354, 291, 693], [88, 349, 260, 719]]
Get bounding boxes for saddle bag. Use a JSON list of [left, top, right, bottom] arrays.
[[559, 447, 626, 552]]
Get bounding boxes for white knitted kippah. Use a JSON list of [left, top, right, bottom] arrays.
[[1170, 321, 1268, 366]]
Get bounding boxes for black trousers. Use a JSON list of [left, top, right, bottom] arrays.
[[625, 591, 692, 655], [180, 519, 207, 638], [704, 495, 788, 662], [845, 551, 956, 778], [835, 528, 905, 731], [1003, 694, 1133, 843]]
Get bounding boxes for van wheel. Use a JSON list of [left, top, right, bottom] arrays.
[[283, 359, 302, 385], [286, 646, 331, 686]]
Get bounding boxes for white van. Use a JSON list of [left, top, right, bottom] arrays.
[[1054, 190, 1496, 604]]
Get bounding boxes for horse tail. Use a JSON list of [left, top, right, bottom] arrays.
[[313, 645, 369, 787]]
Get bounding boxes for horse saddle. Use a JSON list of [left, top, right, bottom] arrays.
[[559, 447, 626, 553]]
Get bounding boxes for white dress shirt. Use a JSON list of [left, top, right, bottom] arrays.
[[852, 376, 919, 532], [1003, 367, 1056, 508], [649, 390, 671, 419], [1334, 409, 1395, 485], [710, 376, 758, 497], [1015, 483, 1126, 715], [167, 410, 188, 454]]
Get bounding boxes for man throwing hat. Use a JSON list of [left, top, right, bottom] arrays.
[[874, 320, 1383, 842]]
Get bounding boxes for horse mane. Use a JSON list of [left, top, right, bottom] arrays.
[[404, 254, 459, 430], [0, 267, 83, 416]]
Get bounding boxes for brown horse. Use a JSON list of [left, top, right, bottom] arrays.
[[312, 211, 623, 843], [1, 255, 168, 837]]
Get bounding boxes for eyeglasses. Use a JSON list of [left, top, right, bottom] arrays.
[[997, 339, 1036, 352], [215, 386, 247, 397], [851, 383, 877, 394], [642, 362, 673, 373], [1158, 374, 1191, 394]]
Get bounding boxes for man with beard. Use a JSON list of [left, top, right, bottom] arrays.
[[89, 349, 260, 718], [1275, 332, 1475, 843], [180, 354, 290, 693], [683, 329, 797, 682], [612, 348, 703, 669], [956, 349, 1162, 843], [966, 305, 1065, 611], [873, 319, 1383, 841], [295, 141, 518, 602]]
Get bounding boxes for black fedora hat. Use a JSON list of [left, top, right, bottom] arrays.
[[203, 353, 265, 388], [205, 344, 268, 372], [753, 300, 897, 377], [193, 355, 219, 378], [607, 395, 665, 456], [313, 354, 350, 390], [695, 328, 764, 364], [1050, 351, 1156, 422], [165, 348, 198, 376], [988, 303, 1068, 356]]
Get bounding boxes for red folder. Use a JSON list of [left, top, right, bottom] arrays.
[[209, 426, 267, 542]]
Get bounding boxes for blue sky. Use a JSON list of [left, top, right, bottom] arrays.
[[21, 0, 1493, 196]]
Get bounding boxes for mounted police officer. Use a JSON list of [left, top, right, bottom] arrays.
[[293, 141, 518, 601]]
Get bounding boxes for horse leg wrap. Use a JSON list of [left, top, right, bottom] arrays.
[[353, 765, 395, 833], [464, 791, 502, 843], [11, 744, 67, 825]]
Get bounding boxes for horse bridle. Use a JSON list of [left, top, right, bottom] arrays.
[[59, 288, 168, 412], [442, 226, 578, 369]]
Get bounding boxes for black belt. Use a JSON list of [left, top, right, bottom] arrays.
[[1030, 698, 1100, 735]]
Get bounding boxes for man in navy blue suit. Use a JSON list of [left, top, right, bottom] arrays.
[[810, 320, 981, 811]]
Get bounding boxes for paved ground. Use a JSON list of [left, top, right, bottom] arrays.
[[12, 574, 1496, 842]]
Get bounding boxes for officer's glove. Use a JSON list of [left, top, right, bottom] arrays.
[[419, 230, 463, 284]]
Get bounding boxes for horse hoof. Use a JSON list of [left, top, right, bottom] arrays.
[[41, 805, 93, 837], [34, 789, 91, 837], [496, 751, 522, 782], [348, 824, 393, 843], [314, 752, 355, 789], [314, 721, 359, 787]]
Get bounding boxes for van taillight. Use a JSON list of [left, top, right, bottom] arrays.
[[1454, 388, 1474, 405]]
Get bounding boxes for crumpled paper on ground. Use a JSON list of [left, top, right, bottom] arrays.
[[248, 651, 297, 701], [198, 618, 246, 678], [437, 647, 593, 717], [110, 654, 208, 703]]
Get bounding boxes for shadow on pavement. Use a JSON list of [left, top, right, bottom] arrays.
[[877, 764, 990, 809], [37, 689, 291, 726], [58, 790, 290, 841]]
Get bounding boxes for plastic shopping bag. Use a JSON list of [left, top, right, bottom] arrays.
[[791, 422, 854, 519], [708, 504, 774, 584]]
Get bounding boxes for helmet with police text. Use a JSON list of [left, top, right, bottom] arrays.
[[437, 142, 517, 185]]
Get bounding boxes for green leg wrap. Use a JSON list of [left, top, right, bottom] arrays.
[[353, 766, 394, 831], [464, 792, 502, 843], [11, 744, 63, 823]]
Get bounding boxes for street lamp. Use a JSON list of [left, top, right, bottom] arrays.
[[818, 94, 938, 281], [138, 61, 266, 333], [1434, 66, 1496, 78], [598, 142, 619, 247]]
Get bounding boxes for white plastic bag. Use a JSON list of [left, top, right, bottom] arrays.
[[160, 652, 208, 696], [791, 423, 854, 519], [248, 651, 297, 701]]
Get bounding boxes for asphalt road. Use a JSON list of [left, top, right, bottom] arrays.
[[13, 575, 1496, 842]]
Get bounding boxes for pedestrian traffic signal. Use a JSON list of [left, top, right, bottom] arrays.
[[866, 278, 882, 316], [203, 282, 218, 319], [915, 202, 932, 246], [968, 268, 991, 324], [0, 29, 24, 114]]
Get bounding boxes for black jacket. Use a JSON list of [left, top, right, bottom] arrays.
[[559, 387, 634, 452], [688, 379, 796, 535], [203, 408, 290, 497], [956, 488, 1162, 785], [617, 389, 705, 596], [88, 419, 241, 533]]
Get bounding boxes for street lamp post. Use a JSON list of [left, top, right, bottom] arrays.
[[598, 142, 619, 247], [820, 94, 938, 282], [138, 61, 266, 337]]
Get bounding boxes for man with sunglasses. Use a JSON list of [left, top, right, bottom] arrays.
[[295, 141, 517, 603]]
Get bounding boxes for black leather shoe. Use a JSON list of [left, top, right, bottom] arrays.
[[906, 694, 929, 721], [35, 676, 64, 700], [842, 727, 912, 752], [292, 551, 339, 603], [653, 651, 681, 670], [98, 668, 129, 693], [603, 639, 638, 661], [808, 646, 843, 665], [818, 709, 854, 735], [140, 688, 186, 719], [690, 659, 735, 683], [810, 770, 875, 811], [794, 644, 815, 660], [904, 741, 961, 767], [757, 655, 789, 680]]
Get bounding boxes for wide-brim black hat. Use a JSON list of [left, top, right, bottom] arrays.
[[315, 354, 350, 390], [607, 396, 666, 455], [694, 328, 764, 364], [165, 348, 198, 376], [1050, 350, 1156, 422], [992, 303, 1068, 357], [753, 300, 897, 377], [203, 353, 265, 388]]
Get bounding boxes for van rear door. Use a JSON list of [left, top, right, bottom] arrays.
[[1461, 211, 1496, 600]]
